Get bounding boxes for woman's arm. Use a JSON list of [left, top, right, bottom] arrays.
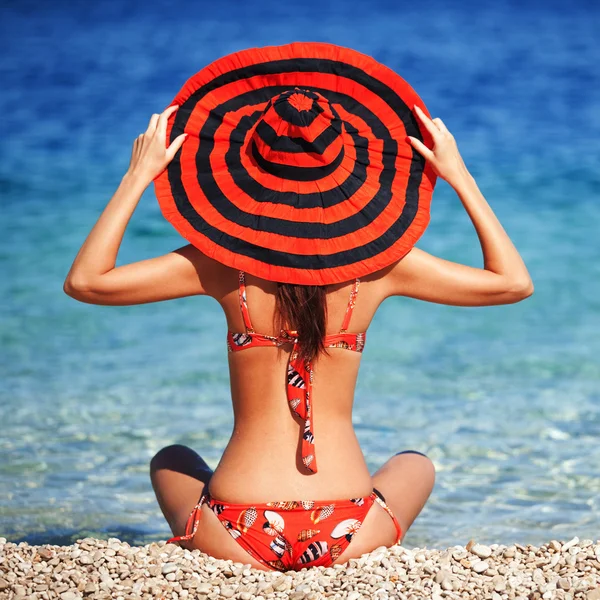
[[64, 106, 226, 305], [384, 106, 533, 306]]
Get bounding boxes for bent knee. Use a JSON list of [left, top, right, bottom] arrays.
[[150, 444, 194, 474], [395, 450, 436, 482]]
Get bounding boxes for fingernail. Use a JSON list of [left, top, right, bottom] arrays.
[[405, 136, 411, 144]]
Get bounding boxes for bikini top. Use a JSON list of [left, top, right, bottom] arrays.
[[226, 271, 366, 474]]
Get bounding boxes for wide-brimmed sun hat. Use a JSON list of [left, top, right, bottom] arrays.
[[154, 42, 437, 285]]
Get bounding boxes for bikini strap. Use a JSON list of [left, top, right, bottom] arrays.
[[166, 492, 208, 545], [339, 278, 360, 333], [371, 490, 403, 545], [238, 271, 255, 333]]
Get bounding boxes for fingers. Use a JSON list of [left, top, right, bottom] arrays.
[[166, 133, 188, 160], [432, 117, 451, 135], [158, 104, 180, 134], [413, 105, 440, 139], [406, 136, 434, 161], [147, 114, 160, 133]]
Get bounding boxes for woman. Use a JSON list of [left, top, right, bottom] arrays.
[[64, 45, 533, 571]]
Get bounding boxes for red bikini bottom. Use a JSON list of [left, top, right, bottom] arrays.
[[167, 488, 402, 571]]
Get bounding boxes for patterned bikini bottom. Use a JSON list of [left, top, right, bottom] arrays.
[[167, 488, 403, 571]]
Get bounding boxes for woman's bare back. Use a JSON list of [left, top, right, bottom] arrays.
[[209, 268, 387, 503]]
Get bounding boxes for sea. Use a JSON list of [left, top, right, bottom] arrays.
[[1, 0, 599, 549]]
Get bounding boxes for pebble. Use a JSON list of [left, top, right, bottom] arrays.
[[471, 560, 489, 573], [471, 544, 492, 559], [562, 537, 580, 552], [441, 578, 454, 590], [220, 585, 236, 597], [274, 575, 293, 591], [37, 548, 53, 561], [492, 575, 506, 591], [558, 577, 571, 590], [434, 569, 452, 584], [1, 537, 600, 600], [162, 563, 178, 574]]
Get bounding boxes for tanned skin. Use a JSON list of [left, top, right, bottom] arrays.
[[64, 104, 532, 568]]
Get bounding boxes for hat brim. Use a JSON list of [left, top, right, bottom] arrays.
[[154, 42, 437, 285]]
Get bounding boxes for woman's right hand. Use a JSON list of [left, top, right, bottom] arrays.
[[127, 105, 188, 186], [407, 105, 470, 188]]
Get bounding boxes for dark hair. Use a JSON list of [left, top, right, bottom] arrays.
[[275, 283, 328, 364]]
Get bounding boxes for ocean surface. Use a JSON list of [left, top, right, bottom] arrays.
[[1, 0, 599, 549]]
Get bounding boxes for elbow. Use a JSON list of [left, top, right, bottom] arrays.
[[63, 274, 91, 301], [506, 276, 534, 303]]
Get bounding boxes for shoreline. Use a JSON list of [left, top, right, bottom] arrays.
[[1, 537, 600, 599]]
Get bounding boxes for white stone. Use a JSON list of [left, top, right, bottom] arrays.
[[471, 544, 492, 559], [549, 554, 561, 568], [471, 560, 489, 573], [441, 578, 454, 591], [549, 540, 562, 552], [162, 563, 178, 575], [434, 570, 452, 584], [561, 537, 579, 552]]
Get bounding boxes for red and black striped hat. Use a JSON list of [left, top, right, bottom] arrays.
[[155, 42, 437, 285]]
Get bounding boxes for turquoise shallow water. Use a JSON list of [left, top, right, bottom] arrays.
[[1, 1, 599, 548]]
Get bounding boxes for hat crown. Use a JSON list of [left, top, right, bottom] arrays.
[[249, 87, 346, 178], [157, 42, 436, 285]]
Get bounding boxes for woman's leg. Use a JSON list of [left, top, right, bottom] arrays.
[[150, 444, 272, 568], [332, 450, 435, 564], [371, 450, 436, 544], [149, 444, 213, 539]]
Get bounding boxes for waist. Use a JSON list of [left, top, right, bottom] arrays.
[[230, 414, 358, 446], [211, 426, 371, 502]]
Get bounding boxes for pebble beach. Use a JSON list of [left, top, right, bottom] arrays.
[[3, 4, 600, 600], [2, 537, 600, 600]]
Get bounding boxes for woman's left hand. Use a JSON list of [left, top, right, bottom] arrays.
[[127, 105, 187, 185]]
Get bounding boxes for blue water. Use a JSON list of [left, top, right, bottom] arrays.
[[1, 0, 600, 549]]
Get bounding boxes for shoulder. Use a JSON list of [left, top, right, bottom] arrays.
[[354, 249, 425, 302], [174, 244, 237, 299]]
